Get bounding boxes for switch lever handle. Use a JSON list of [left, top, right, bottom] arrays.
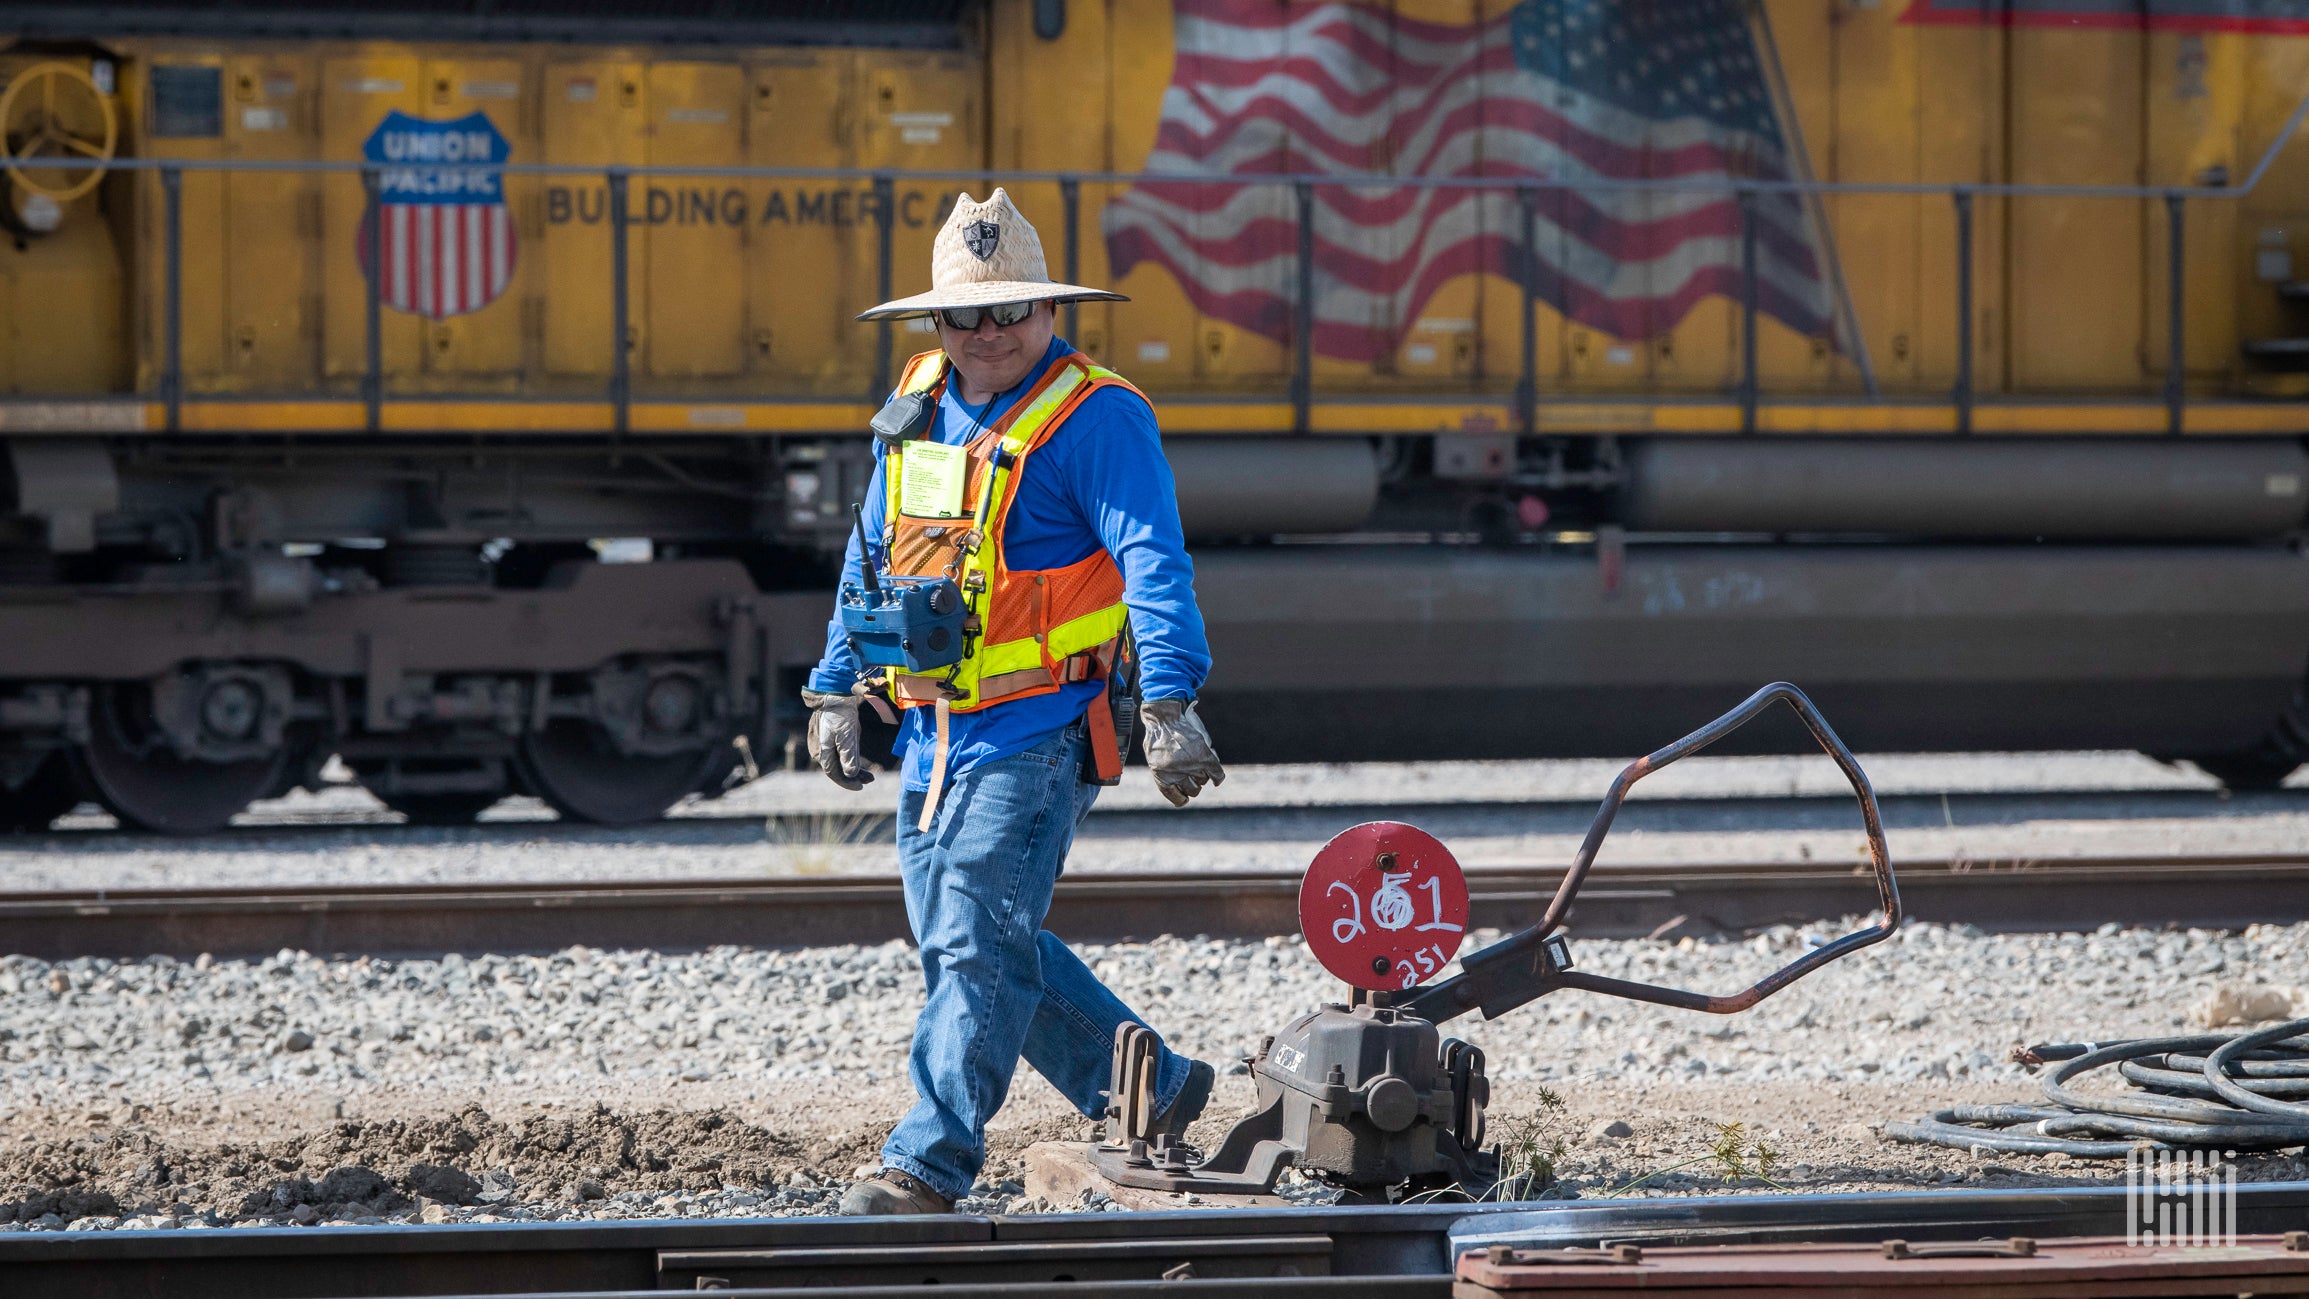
[[1401, 682, 1903, 1025]]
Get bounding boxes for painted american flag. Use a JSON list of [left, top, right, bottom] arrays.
[[357, 110, 518, 322], [1103, 0, 1842, 363]]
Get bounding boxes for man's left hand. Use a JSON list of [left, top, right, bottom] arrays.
[[1141, 697, 1224, 807]]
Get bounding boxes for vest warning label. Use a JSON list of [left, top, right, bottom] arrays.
[[899, 442, 968, 519]]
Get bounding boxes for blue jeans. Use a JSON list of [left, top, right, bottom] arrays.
[[883, 720, 1195, 1202]]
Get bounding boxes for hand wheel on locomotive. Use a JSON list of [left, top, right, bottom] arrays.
[[1, 61, 119, 204]]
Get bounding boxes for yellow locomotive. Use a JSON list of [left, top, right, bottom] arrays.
[[2, 0, 2308, 831]]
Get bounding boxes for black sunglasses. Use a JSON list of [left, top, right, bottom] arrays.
[[935, 301, 1039, 331]]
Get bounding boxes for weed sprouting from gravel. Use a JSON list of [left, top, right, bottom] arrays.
[[1707, 1120, 1788, 1190], [1485, 1089, 1571, 1201], [1606, 1120, 1789, 1197], [1389, 1089, 1571, 1206], [764, 811, 888, 875]]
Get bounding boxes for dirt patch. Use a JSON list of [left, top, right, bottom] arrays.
[[0, 1104, 817, 1223], [0, 1100, 1125, 1224]]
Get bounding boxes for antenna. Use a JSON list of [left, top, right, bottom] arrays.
[[852, 503, 881, 595]]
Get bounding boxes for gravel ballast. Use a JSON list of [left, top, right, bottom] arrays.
[[4, 918, 2306, 1230], [4, 751, 2305, 891]]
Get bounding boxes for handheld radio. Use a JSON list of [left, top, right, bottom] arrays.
[[838, 503, 969, 675]]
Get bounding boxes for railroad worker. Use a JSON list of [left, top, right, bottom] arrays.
[[801, 188, 1226, 1216]]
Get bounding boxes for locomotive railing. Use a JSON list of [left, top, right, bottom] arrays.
[[50, 89, 2309, 440]]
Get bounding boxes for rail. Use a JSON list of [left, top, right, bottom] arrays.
[[11, 1183, 2309, 1299], [2, 852, 2302, 961], [42, 87, 2309, 440]]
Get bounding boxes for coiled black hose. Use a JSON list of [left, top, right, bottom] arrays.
[[1884, 1017, 2309, 1158]]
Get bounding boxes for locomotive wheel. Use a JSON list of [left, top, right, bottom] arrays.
[[0, 753, 84, 832], [512, 720, 719, 827], [71, 684, 284, 835]]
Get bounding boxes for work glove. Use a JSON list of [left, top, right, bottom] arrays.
[[801, 689, 875, 791], [1140, 697, 1224, 807]]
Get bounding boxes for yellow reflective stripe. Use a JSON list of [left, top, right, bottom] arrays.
[[1000, 365, 1088, 457], [971, 604, 1127, 679], [976, 637, 1045, 677], [899, 351, 947, 395], [959, 458, 1006, 628], [1045, 603, 1128, 660], [972, 460, 1005, 535]]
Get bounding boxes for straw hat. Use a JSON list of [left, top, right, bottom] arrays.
[[855, 188, 1127, 321]]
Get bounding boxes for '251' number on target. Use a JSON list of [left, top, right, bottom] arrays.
[[1327, 871, 1463, 986]]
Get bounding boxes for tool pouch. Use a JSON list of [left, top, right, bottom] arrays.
[[1081, 629, 1139, 787]]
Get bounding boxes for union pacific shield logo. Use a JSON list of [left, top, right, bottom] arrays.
[[357, 110, 516, 320]]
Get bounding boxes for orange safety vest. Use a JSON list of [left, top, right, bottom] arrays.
[[877, 347, 1141, 821]]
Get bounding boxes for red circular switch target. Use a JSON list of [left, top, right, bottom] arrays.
[[1299, 821, 1470, 991]]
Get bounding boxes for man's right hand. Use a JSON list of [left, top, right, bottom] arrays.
[[801, 690, 875, 790]]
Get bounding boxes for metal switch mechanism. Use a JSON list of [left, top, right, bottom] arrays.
[[1091, 681, 1904, 1202]]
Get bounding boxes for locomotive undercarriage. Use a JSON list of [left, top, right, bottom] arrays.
[[0, 436, 839, 832], [0, 571, 824, 833]]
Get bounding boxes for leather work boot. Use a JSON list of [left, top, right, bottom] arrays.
[[837, 1167, 953, 1216], [1155, 1059, 1217, 1139]]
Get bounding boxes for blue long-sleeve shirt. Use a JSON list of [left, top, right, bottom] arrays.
[[808, 337, 1213, 792]]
